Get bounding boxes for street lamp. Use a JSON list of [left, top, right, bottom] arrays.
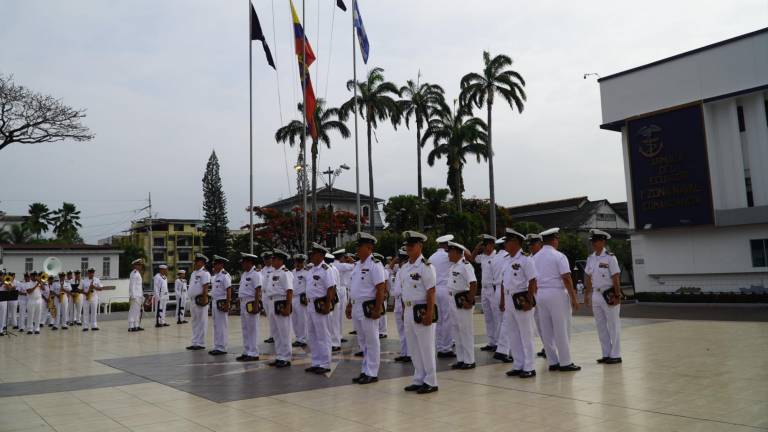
[[321, 164, 350, 248]]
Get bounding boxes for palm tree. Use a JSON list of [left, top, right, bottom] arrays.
[[5, 224, 33, 244], [399, 79, 445, 230], [52, 202, 82, 243], [24, 203, 53, 239], [276, 98, 350, 240], [423, 104, 489, 212], [341, 67, 401, 234], [460, 51, 526, 235]]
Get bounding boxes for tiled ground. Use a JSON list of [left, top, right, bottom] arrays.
[[1, 309, 767, 432]]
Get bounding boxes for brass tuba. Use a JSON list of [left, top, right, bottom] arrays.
[[2, 275, 12, 285]]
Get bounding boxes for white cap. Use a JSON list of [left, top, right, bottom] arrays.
[[539, 227, 560, 238], [436, 234, 454, 243], [158, 264, 168, 270], [325, 253, 335, 260], [446, 241, 467, 252]]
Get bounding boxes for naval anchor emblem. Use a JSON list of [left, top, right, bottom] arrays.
[[637, 124, 663, 158]]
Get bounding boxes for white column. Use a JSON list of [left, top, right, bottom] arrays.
[[741, 93, 768, 206], [703, 99, 747, 210]]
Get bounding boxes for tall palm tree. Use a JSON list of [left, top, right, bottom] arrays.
[[460, 51, 526, 235], [24, 203, 53, 239], [341, 67, 401, 234], [399, 79, 445, 230], [276, 98, 350, 240], [52, 202, 82, 243], [423, 104, 489, 212]]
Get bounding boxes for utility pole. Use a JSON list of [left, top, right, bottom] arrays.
[[323, 167, 334, 247], [147, 192, 153, 283]]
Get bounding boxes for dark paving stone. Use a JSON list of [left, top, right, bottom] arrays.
[[574, 302, 768, 322], [0, 373, 148, 398]]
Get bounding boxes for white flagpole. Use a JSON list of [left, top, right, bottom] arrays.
[[301, 0, 308, 253], [249, 0, 254, 255], [352, 0, 361, 233]]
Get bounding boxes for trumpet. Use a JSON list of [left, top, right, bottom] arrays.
[[2, 275, 12, 286]]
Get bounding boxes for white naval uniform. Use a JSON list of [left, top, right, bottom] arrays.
[[306, 263, 336, 368], [291, 266, 309, 344], [332, 261, 353, 347], [0, 282, 9, 332], [211, 269, 232, 351], [476, 250, 500, 346], [448, 258, 477, 365], [535, 245, 574, 367], [18, 281, 29, 331], [396, 255, 438, 387], [260, 265, 274, 337], [428, 248, 454, 353], [127, 270, 143, 329], [586, 249, 622, 359], [389, 265, 408, 357], [188, 268, 211, 347], [5, 280, 18, 329], [70, 279, 83, 325], [26, 281, 45, 332], [501, 251, 538, 372], [51, 281, 71, 329], [493, 251, 513, 356], [174, 278, 188, 322], [153, 273, 169, 325], [349, 255, 387, 377], [82, 277, 102, 330], [239, 266, 262, 357], [266, 265, 293, 361]]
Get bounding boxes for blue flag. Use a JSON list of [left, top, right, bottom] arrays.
[[353, 1, 369, 63]]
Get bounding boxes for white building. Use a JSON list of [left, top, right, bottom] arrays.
[[599, 27, 768, 294], [0, 243, 121, 280]]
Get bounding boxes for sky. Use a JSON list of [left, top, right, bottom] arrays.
[[1, 0, 766, 243]]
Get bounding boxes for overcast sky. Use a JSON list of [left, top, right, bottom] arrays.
[[1, 0, 766, 242]]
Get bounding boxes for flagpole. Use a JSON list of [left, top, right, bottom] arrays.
[[352, 0, 361, 233], [248, 0, 254, 255], [301, 0, 308, 253]]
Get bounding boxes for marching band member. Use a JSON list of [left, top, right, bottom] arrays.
[[175, 269, 188, 324], [127, 259, 145, 332], [398, 231, 439, 394], [4, 272, 19, 331], [305, 243, 336, 374], [71, 270, 83, 326], [0, 271, 9, 335], [153, 265, 170, 328], [186, 254, 211, 350], [26, 272, 44, 334], [446, 241, 477, 370], [82, 268, 102, 331], [584, 229, 623, 364], [17, 273, 30, 333], [291, 254, 309, 348], [209, 256, 232, 356], [51, 272, 71, 330], [266, 250, 293, 367], [237, 253, 262, 362], [473, 234, 499, 352], [392, 248, 411, 362]]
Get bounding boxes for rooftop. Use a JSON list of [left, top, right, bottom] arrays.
[[263, 186, 384, 209], [0, 243, 122, 251], [508, 197, 628, 231]]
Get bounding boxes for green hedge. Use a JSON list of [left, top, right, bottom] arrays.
[[637, 292, 768, 303], [110, 302, 130, 312]]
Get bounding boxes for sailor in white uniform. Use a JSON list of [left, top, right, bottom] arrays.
[[291, 254, 309, 347], [51, 273, 71, 330], [584, 229, 623, 364], [209, 256, 233, 355], [153, 265, 170, 327], [446, 242, 477, 370], [473, 234, 499, 352], [71, 270, 83, 326], [82, 268, 102, 331], [391, 248, 410, 362], [175, 270, 188, 324], [127, 260, 144, 332], [17, 274, 31, 333], [260, 252, 275, 343], [265, 250, 293, 367], [186, 254, 211, 350], [26, 272, 45, 334], [492, 238, 514, 363], [237, 253, 262, 361], [429, 234, 455, 358], [526, 233, 547, 359], [332, 249, 354, 350], [304, 243, 337, 374]]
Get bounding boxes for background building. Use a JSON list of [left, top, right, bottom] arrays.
[[126, 218, 205, 282], [599, 27, 768, 294], [0, 213, 26, 233], [0, 243, 121, 280], [508, 196, 630, 238]]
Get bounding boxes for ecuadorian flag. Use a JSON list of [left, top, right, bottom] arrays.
[[289, 0, 318, 140], [290, 0, 316, 67]]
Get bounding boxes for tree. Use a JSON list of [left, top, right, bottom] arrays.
[[24, 203, 53, 239], [462, 198, 514, 234], [511, 221, 544, 237], [422, 187, 451, 230], [275, 98, 350, 240], [424, 104, 489, 212], [117, 240, 146, 278], [399, 79, 445, 230], [0, 224, 32, 244], [249, 206, 359, 253], [341, 67, 401, 234], [460, 51, 526, 235], [0, 74, 93, 151], [382, 194, 424, 233], [202, 151, 230, 257], [558, 231, 588, 272], [52, 202, 83, 243]]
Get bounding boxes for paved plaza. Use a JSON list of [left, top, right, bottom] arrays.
[[1, 306, 767, 432]]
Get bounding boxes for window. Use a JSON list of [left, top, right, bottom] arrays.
[[175, 224, 184, 231], [596, 213, 617, 222], [102, 257, 111, 278], [737, 105, 746, 132], [177, 237, 190, 247], [81, 258, 89, 273], [153, 252, 165, 262], [746, 177, 754, 208], [25, 258, 33, 273], [362, 205, 369, 219], [764, 100, 768, 127], [153, 237, 165, 247], [178, 251, 190, 261], [751, 239, 768, 267]]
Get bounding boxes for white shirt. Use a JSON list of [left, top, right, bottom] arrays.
[[329, 264, 340, 287], [292, 266, 309, 295], [28, 281, 45, 301], [212, 269, 232, 300], [128, 270, 142, 299], [491, 251, 510, 285], [501, 250, 537, 294], [427, 248, 450, 290], [83, 276, 103, 300], [266, 266, 293, 298], [239, 266, 262, 298], [585, 249, 620, 291], [260, 265, 274, 288], [335, 261, 354, 287], [349, 255, 387, 300], [51, 280, 72, 295], [174, 278, 187, 296], [387, 264, 400, 297], [534, 245, 571, 290], [307, 263, 336, 299], [476, 250, 496, 285], [396, 255, 437, 304], [188, 268, 211, 298], [153, 273, 169, 298], [447, 258, 476, 294]]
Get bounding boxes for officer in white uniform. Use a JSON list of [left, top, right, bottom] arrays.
[[584, 229, 622, 364], [175, 270, 188, 324], [499, 229, 538, 378], [447, 242, 477, 369], [373, 252, 388, 339], [186, 254, 211, 350], [398, 231, 439, 394], [4, 272, 19, 331], [429, 235, 455, 358], [82, 268, 102, 331], [535, 228, 581, 372], [345, 233, 387, 384], [70, 271, 83, 326], [26, 272, 45, 334], [260, 252, 275, 343], [291, 254, 309, 347], [492, 238, 514, 363], [153, 265, 170, 327], [51, 273, 71, 330], [266, 250, 293, 367], [331, 250, 353, 350], [305, 243, 337, 374], [391, 248, 410, 362], [0, 272, 10, 335], [237, 253, 262, 361], [472, 234, 499, 351], [17, 273, 30, 332], [209, 255, 232, 355], [127, 259, 144, 332]]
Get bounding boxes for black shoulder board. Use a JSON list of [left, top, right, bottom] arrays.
[[321, 263, 328, 269], [607, 252, 615, 256], [421, 258, 429, 265], [522, 251, 530, 256], [373, 258, 381, 264]]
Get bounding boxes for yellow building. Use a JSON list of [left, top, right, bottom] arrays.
[[129, 218, 205, 282]]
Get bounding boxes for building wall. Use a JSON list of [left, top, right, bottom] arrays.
[[581, 202, 631, 231], [131, 222, 204, 282], [0, 251, 121, 280]]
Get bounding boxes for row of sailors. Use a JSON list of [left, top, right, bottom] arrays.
[[0, 269, 103, 335]]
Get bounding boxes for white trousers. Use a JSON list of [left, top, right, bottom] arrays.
[[404, 304, 437, 387], [83, 299, 98, 329], [267, 298, 292, 361], [212, 300, 228, 351], [435, 287, 454, 352], [72, 295, 83, 323], [176, 292, 188, 322], [18, 296, 28, 330], [0, 302, 6, 331], [6, 300, 18, 328], [351, 301, 380, 377], [128, 297, 142, 329], [452, 302, 475, 365], [394, 297, 408, 356], [190, 304, 207, 346], [502, 301, 536, 371], [378, 310, 388, 335], [27, 299, 43, 332], [592, 291, 621, 358], [55, 296, 69, 328], [481, 284, 501, 346], [291, 297, 307, 343], [331, 286, 347, 347], [307, 302, 333, 368], [239, 297, 260, 357], [536, 289, 573, 366], [155, 296, 168, 325]]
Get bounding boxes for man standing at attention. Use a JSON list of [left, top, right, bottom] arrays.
[[186, 254, 211, 350]]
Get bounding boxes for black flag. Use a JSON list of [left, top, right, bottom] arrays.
[[251, 3, 276, 69], [336, 0, 347, 11]]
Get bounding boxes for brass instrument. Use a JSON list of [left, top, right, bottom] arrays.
[[2, 275, 13, 285], [41, 274, 57, 317], [86, 279, 94, 302]]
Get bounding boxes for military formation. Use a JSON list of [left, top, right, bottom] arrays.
[[1, 227, 623, 395]]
